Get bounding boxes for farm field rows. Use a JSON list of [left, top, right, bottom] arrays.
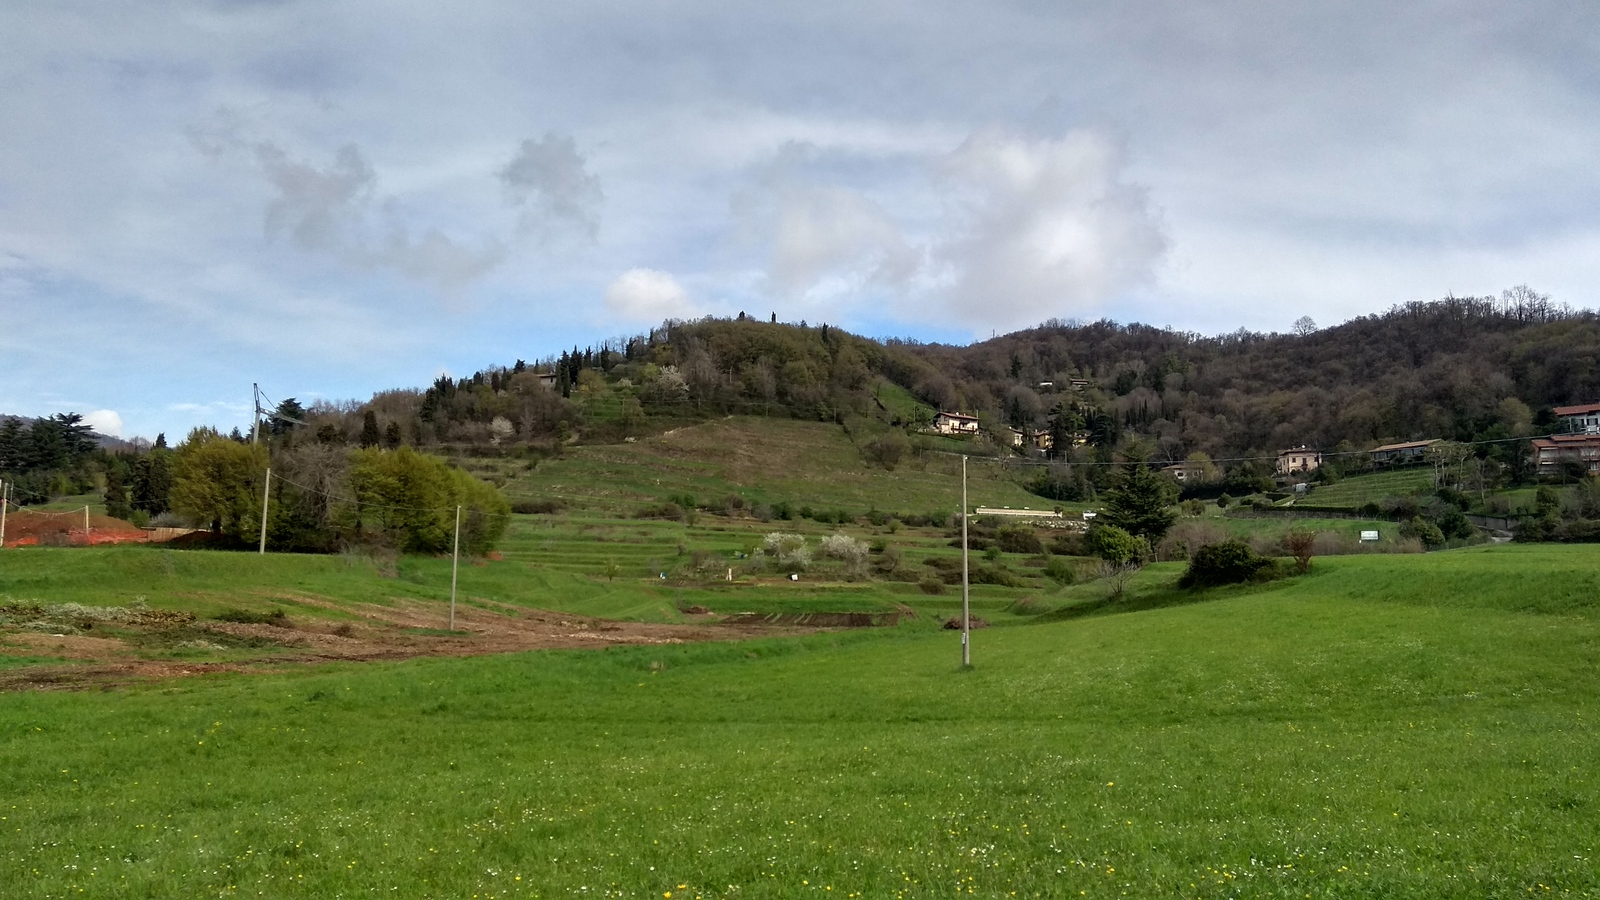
[[2, 545, 1599, 896]]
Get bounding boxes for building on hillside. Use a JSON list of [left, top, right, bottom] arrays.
[[933, 411, 979, 435], [1276, 445, 1321, 476], [1531, 433, 1600, 476], [1068, 379, 1092, 391], [999, 426, 1025, 448], [974, 507, 1064, 520], [1161, 461, 1207, 483], [1026, 429, 1054, 451], [1555, 402, 1600, 434], [1370, 439, 1439, 465], [534, 372, 558, 390]]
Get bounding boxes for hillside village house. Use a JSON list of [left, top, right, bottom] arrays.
[[1532, 433, 1600, 476], [1027, 429, 1053, 451], [1276, 446, 1321, 476], [933, 411, 980, 435], [1556, 402, 1600, 434], [999, 426, 1024, 448], [1160, 462, 1192, 482], [1371, 439, 1439, 465]]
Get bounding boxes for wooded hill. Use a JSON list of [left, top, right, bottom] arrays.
[[281, 287, 1594, 471]]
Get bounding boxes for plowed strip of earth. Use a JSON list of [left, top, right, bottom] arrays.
[[0, 599, 817, 691]]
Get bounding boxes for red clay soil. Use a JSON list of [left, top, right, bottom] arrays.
[[1, 509, 151, 547]]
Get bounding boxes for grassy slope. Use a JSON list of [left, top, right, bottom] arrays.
[[481, 416, 1048, 516], [1302, 468, 1435, 507], [3, 545, 1600, 897]]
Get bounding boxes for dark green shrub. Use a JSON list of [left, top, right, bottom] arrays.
[[995, 524, 1044, 555], [1085, 524, 1145, 565], [1044, 556, 1079, 585], [1178, 539, 1271, 588], [510, 499, 565, 514], [1400, 516, 1445, 547]]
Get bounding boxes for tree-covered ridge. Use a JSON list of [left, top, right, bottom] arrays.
[[297, 287, 1592, 474]]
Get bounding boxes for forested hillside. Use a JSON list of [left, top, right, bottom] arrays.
[[279, 287, 1594, 468], [9, 287, 1597, 516]]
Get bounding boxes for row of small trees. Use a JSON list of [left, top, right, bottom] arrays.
[[167, 429, 509, 554]]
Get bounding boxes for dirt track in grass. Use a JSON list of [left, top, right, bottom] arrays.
[[0, 599, 816, 691]]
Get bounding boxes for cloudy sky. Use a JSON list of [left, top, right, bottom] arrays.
[[3, 1, 1598, 440]]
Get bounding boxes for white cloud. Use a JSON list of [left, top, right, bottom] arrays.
[[603, 268, 697, 322], [83, 409, 123, 437], [932, 126, 1168, 330]]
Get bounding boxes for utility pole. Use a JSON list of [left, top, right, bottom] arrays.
[[258, 468, 272, 554], [252, 383, 261, 445], [0, 479, 7, 549], [961, 455, 971, 668], [84, 505, 91, 542], [450, 505, 462, 630]]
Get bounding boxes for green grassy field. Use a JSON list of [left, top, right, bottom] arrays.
[[1302, 469, 1436, 508], [3, 545, 1600, 897]]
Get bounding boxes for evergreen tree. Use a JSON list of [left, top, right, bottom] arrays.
[[383, 421, 403, 450], [269, 398, 306, 437], [104, 465, 133, 521], [131, 450, 174, 516], [1102, 461, 1178, 543], [360, 410, 382, 449]]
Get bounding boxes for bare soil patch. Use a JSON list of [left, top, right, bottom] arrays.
[[0, 597, 822, 691]]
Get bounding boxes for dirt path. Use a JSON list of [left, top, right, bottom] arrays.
[[0, 600, 815, 691]]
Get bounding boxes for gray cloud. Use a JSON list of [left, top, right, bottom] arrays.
[[245, 140, 504, 290], [500, 133, 603, 241], [257, 142, 374, 252]]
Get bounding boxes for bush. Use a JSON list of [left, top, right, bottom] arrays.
[[510, 499, 565, 515], [213, 608, 289, 626], [1043, 556, 1079, 585], [1157, 520, 1229, 561], [917, 576, 946, 595], [1180, 498, 1206, 516], [995, 524, 1044, 555], [1400, 516, 1445, 548], [1216, 493, 1232, 509], [633, 502, 685, 521], [861, 430, 911, 470], [1285, 529, 1315, 572], [1178, 539, 1272, 588], [1048, 532, 1086, 556], [761, 532, 810, 571], [1085, 524, 1145, 566], [818, 533, 869, 567]]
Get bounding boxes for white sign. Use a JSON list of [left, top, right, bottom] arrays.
[[1360, 530, 1380, 542]]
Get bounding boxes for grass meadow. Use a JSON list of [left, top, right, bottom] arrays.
[[3, 545, 1600, 897]]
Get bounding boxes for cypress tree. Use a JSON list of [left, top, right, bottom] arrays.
[[360, 410, 381, 449]]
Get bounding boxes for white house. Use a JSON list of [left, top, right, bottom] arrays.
[[934, 411, 979, 435]]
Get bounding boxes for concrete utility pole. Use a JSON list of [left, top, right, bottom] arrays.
[[449, 505, 462, 630], [84, 505, 90, 541], [258, 469, 272, 554], [961, 455, 971, 668]]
